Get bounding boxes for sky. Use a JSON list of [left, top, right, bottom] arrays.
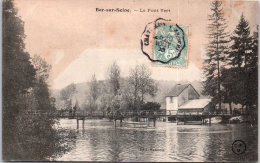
[[14, 0, 258, 89]]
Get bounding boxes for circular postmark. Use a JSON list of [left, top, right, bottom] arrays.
[[232, 140, 246, 155], [141, 18, 189, 67]]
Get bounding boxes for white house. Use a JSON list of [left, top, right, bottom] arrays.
[[165, 84, 211, 115]]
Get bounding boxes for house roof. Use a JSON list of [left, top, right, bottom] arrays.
[[178, 99, 211, 110], [166, 84, 190, 97]]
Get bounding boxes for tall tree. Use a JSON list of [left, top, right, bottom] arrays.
[[16, 56, 59, 160], [202, 1, 229, 112], [60, 83, 76, 101], [108, 61, 121, 96], [246, 26, 258, 110], [129, 65, 140, 110], [32, 55, 54, 111], [2, 1, 68, 158], [89, 74, 99, 103], [128, 64, 158, 111], [138, 64, 158, 102], [60, 83, 76, 110], [97, 81, 114, 116], [224, 14, 252, 112], [110, 89, 130, 115], [228, 14, 252, 69], [223, 14, 255, 113], [221, 67, 237, 114], [2, 0, 36, 159], [3, 0, 77, 160], [2, 0, 36, 113], [88, 74, 99, 113]]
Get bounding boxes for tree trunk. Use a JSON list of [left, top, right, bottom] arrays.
[[229, 102, 232, 115], [216, 22, 221, 114], [141, 91, 144, 103], [241, 105, 244, 115]]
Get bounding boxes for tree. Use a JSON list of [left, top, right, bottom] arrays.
[[87, 74, 99, 114], [3, 0, 75, 160], [202, 1, 229, 112], [60, 83, 76, 110], [73, 100, 80, 115], [32, 55, 54, 111], [138, 64, 158, 102], [60, 83, 76, 101], [245, 26, 258, 123], [128, 64, 158, 111], [246, 26, 258, 109], [110, 90, 129, 117], [3, 0, 36, 159], [223, 14, 252, 112], [141, 102, 161, 111], [223, 15, 256, 113], [32, 55, 51, 82], [129, 65, 140, 110], [221, 67, 240, 114], [2, 0, 36, 114], [228, 14, 252, 69], [108, 61, 121, 96], [97, 81, 114, 116]]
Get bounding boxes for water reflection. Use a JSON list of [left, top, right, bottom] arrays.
[[55, 119, 257, 162]]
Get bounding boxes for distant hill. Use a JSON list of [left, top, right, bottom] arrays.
[[51, 79, 205, 110]]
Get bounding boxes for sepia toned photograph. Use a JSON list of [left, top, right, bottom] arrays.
[[2, 0, 258, 162]]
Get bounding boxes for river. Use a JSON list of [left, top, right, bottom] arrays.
[[55, 119, 257, 162]]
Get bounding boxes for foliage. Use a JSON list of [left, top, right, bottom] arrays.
[[2, 0, 36, 113], [86, 74, 100, 113], [128, 64, 158, 110], [108, 61, 121, 96], [227, 14, 252, 68], [60, 83, 76, 101], [222, 15, 258, 114], [32, 55, 55, 111], [2, 0, 36, 159], [202, 1, 229, 111], [89, 74, 99, 102], [140, 102, 161, 111], [82, 64, 158, 114], [221, 67, 246, 112], [246, 26, 258, 108], [2, 0, 70, 160], [32, 55, 52, 82], [74, 100, 80, 110], [97, 81, 114, 115], [60, 83, 76, 110]]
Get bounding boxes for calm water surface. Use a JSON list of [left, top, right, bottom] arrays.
[[55, 119, 257, 162]]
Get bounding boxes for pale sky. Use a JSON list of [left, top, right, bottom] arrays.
[[14, 0, 258, 89]]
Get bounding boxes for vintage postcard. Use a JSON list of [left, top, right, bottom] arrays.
[[2, 0, 258, 162]]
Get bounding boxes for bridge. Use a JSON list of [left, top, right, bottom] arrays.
[[56, 110, 237, 127], [26, 109, 236, 128], [56, 110, 233, 119]]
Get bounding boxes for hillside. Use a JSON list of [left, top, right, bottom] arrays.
[[52, 79, 204, 110]]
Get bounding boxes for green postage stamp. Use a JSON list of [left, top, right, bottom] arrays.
[[141, 18, 189, 67]]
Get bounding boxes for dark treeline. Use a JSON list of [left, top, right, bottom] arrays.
[[203, 1, 258, 121], [59, 62, 160, 115], [3, 0, 74, 161]]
